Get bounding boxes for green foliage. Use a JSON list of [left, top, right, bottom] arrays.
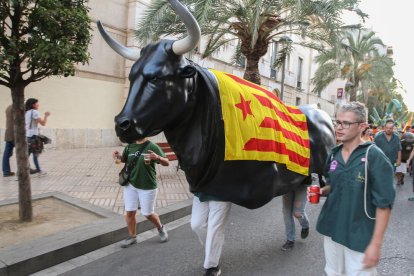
[[312, 29, 393, 102], [135, 0, 365, 84], [0, 0, 92, 88]]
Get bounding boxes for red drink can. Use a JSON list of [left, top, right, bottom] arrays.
[[308, 185, 320, 204]]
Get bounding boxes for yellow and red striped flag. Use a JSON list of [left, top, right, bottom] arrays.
[[210, 69, 310, 175]]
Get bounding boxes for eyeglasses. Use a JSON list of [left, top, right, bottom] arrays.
[[333, 120, 363, 129]]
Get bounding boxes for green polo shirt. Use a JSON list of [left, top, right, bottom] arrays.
[[122, 141, 166, 190], [374, 131, 401, 165], [316, 142, 395, 253]]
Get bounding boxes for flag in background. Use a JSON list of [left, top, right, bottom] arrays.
[[403, 112, 413, 132], [210, 69, 310, 176]]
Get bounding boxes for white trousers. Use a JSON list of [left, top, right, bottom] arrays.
[[324, 236, 377, 276], [191, 197, 232, 269]]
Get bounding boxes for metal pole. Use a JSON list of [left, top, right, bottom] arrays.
[[280, 57, 286, 101]]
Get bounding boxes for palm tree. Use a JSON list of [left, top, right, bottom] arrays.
[[312, 29, 393, 102], [135, 0, 366, 85]]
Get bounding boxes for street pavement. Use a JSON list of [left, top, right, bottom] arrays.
[[2, 147, 414, 275], [58, 176, 413, 276], [0, 146, 192, 215]]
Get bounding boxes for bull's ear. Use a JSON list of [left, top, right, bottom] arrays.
[[178, 65, 197, 78]]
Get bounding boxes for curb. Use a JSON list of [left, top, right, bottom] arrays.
[[0, 192, 193, 276]]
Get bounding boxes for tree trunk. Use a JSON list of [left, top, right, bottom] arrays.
[[349, 86, 357, 102], [243, 55, 261, 85], [11, 84, 33, 222], [349, 79, 360, 102]]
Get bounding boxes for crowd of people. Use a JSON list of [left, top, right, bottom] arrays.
[[3, 100, 413, 275]]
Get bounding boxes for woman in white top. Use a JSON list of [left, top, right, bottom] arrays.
[[25, 98, 50, 174]]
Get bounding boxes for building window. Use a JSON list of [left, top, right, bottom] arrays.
[[295, 97, 301, 106], [270, 41, 278, 79], [297, 57, 303, 89]]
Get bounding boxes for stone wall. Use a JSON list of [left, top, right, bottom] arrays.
[[0, 129, 168, 153]]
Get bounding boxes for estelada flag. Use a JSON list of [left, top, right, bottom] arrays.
[[210, 69, 310, 175]]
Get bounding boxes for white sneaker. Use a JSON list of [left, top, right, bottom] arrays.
[[159, 225, 169, 243], [39, 171, 47, 176], [121, 236, 137, 248]]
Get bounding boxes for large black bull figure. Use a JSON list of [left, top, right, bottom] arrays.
[[97, 0, 335, 209]]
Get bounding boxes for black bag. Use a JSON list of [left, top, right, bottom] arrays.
[[28, 135, 44, 156], [27, 110, 51, 155], [118, 166, 130, 186], [38, 134, 52, 144], [118, 142, 150, 186]]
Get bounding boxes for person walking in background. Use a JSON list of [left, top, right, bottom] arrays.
[[25, 98, 50, 175], [113, 138, 170, 248], [2, 105, 15, 177], [405, 148, 414, 201], [281, 182, 310, 251], [191, 193, 231, 276], [374, 119, 401, 183], [313, 102, 395, 275], [361, 126, 373, 142], [395, 132, 414, 186]]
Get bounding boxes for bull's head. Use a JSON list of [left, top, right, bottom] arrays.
[[97, 0, 201, 143]]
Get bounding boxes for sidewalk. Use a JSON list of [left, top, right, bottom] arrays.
[[0, 146, 193, 215]]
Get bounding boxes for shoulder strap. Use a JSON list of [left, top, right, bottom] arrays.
[[364, 144, 376, 220], [126, 141, 151, 171]]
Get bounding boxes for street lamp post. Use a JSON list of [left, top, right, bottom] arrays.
[[279, 36, 292, 101]]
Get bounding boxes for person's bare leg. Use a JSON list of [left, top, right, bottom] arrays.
[[126, 211, 137, 236], [145, 213, 162, 230]]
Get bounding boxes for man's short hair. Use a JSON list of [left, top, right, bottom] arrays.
[[337, 102, 366, 122], [385, 119, 395, 126]]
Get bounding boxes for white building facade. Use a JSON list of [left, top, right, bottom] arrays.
[[0, 0, 339, 149]]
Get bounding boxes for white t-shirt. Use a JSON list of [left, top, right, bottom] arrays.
[[25, 109, 39, 137]]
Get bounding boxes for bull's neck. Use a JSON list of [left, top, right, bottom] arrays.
[[164, 67, 221, 170]]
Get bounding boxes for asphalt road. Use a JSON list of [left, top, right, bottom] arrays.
[[64, 177, 414, 276]]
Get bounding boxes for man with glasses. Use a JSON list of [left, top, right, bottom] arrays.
[[314, 102, 395, 275], [374, 119, 402, 184]]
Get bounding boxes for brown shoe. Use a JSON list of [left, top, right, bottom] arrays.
[[30, 169, 39, 174]]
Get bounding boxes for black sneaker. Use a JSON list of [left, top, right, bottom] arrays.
[[204, 266, 221, 276], [281, 240, 294, 251], [301, 227, 309, 239]]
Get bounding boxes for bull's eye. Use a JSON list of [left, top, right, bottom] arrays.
[[149, 76, 165, 84]]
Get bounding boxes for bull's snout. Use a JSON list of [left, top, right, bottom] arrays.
[[117, 118, 131, 131]]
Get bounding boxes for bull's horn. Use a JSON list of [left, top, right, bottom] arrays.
[[169, 0, 201, 55], [96, 20, 140, 61]]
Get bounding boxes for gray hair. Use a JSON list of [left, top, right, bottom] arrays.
[[337, 102, 367, 122]]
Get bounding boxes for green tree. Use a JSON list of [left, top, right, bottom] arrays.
[[312, 29, 393, 102], [135, 0, 366, 85], [0, 0, 92, 221]]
